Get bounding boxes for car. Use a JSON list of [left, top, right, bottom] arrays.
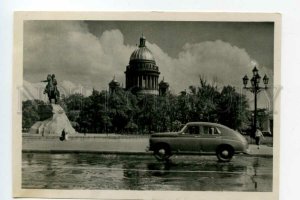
[[149, 122, 249, 162]]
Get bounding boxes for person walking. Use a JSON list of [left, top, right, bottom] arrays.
[[60, 129, 66, 141], [255, 128, 264, 149]]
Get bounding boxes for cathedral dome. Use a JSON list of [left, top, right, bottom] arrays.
[[130, 47, 155, 62], [125, 35, 160, 95], [129, 36, 155, 62]]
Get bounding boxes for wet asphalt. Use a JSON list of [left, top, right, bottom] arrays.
[[22, 153, 272, 191]]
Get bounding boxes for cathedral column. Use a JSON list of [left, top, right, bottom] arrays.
[[142, 75, 144, 88], [138, 75, 142, 88], [145, 75, 148, 89], [147, 76, 149, 89], [152, 76, 154, 89], [149, 75, 151, 89], [134, 76, 136, 87], [148, 76, 151, 89]]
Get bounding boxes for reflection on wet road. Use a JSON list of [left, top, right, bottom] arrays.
[[22, 153, 272, 191]]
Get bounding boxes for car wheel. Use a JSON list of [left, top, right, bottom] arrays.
[[216, 145, 234, 162], [153, 144, 171, 161]]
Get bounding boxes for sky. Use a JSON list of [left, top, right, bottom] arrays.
[[23, 20, 274, 108]]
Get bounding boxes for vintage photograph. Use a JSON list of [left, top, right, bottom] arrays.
[[13, 12, 280, 199]]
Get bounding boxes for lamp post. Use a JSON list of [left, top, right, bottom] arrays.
[[242, 66, 269, 137]]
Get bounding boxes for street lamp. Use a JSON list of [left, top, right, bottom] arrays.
[[243, 66, 269, 137]]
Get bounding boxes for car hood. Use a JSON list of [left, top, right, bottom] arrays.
[[151, 132, 180, 137]]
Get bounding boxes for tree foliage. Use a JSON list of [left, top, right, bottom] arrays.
[[22, 78, 251, 133], [22, 100, 52, 131]]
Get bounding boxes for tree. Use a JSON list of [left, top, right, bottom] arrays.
[[77, 89, 110, 133], [154, 95, 172, 132], [176, 91, 192, 123], [62, 93, 85, 130], [22, 76, 251, 134], [137, 94, 157, 133], [22, 100, 40, 130], [195, 77, 220, 122], [63, 93, 84, 111], [218, 86, 250, 130], [108, 89, 138, 133], [22, 100, 52, 131]]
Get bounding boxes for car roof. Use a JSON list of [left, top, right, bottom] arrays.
[[185, 122, 230, 129]]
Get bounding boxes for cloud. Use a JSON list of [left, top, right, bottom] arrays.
[[22, 80, 47, 101], [150, 40, 253, 92], [22, 80, 92, 101], [24, 21, 134, 91], [149, 40, 273, 109], [24, 21, 273, 109]]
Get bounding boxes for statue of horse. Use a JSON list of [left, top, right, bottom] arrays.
[[42, 74, 60, 104]]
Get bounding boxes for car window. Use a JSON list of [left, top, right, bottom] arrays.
[[184, 125, 200, 135], [200, 126, 221, 135]]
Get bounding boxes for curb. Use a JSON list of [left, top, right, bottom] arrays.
[[22, 150, 152, 155], [237, 153, 273, 158], [22, 150, 272, 157]]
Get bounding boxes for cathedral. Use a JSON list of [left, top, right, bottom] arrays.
[[109, 35, 169, 96]]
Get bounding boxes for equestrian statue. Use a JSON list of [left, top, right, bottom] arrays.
[[42, 74, 60, 104]]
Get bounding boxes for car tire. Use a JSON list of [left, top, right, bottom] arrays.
[[153, 144, 171, 161], [216, 145, 234, 162]]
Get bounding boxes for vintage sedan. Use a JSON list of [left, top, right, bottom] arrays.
[[149, 122, 249, 162]]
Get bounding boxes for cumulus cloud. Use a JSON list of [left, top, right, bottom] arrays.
[[24, 21, 273, 108], [22, 80, 47, 101], [149, 40, 273, 109], [24, 21, 134, 91], [22, 80, 92, 101], [151, 40, 252, 91]]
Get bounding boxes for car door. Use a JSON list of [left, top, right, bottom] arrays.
[[175, 124, 202, 152], [198, 125, 223, 153]]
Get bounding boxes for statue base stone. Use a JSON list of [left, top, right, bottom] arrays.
[[29, 104, 76, 136]]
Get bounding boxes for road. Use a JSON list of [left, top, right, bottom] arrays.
[[22, 134, 273, 156], [22, 153, 272, 191]]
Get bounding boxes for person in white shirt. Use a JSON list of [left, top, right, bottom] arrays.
[[255, 128, 264, 149]]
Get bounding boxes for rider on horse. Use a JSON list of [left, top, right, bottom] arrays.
[[42, 74, 60, 104]]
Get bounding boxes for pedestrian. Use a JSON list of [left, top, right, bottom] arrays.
[[59, 129, 66, 141], [255, 128, 264, 149]]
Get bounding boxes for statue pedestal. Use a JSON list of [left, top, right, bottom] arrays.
[[29, 104, 76, 136]]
